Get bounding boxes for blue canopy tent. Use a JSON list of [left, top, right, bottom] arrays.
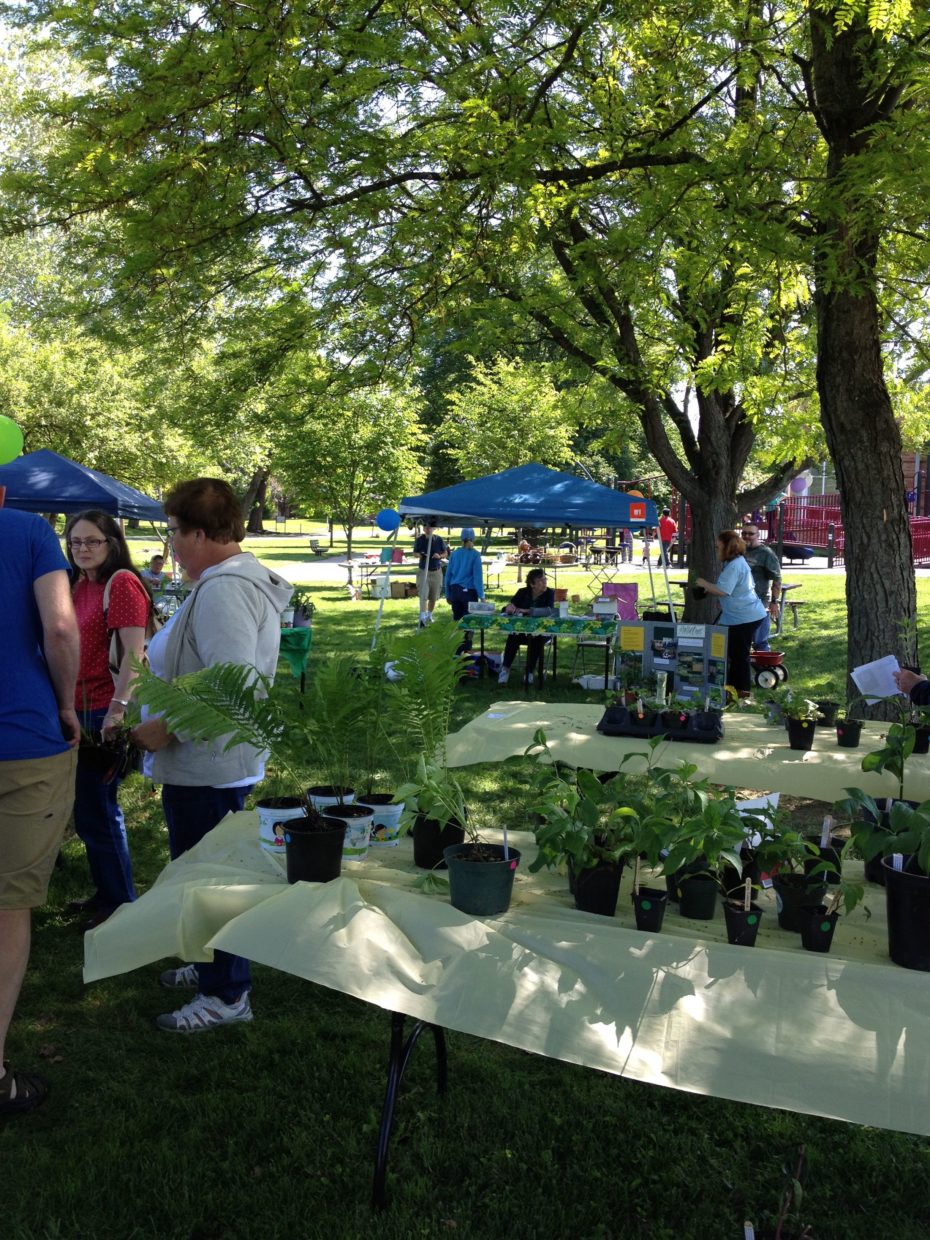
[[399, 463, 657, 530], [0, 449, 164, 520], [382, 465, 672, 643]]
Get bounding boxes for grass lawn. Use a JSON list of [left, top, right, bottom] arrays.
[[5, 544, 930, 1239]]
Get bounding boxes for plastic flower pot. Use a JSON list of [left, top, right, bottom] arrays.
[[786, 718, 815, 751], [883, 856, 930, 971], [284, 817, 346, 884], [804, 835, 844, 887], [356, 794, 405, 847], [256, 797, 308, 852], [773, 872, 824, 932], [799, 903, 838, 953], [631, 887, 668, 932], [573, 862, 623, 917], [306, 785, 355, 811], [913, 726, 930, 755], [724, 901, 763, 946], [443, 843, 521, 916], [411, 815, 466, 870], [836, 720, 862, 748], [815, 699, 838, 727], [323, 803, 374, 862], [678, 871, 718, 920]]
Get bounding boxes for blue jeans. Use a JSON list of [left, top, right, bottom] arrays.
[[161, 783, 253, 1003], [74, 708, 137, 912], [753, 610, 772, 651]]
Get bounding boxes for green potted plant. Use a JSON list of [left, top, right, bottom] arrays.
[[352, 638, 407, 847], [747, 810, 824, 932], [289, 587, 315, 628], [835, 699, 865, 749], [797, 846, 866, 955], [130, 660, 348, 882], [388, 619, 473, 870], [780, 692, 822, 751], [845, 793, 930, 969], [526, 730, 657, 917], [660, 791, 755, 922]]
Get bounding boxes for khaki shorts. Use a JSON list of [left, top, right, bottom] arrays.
[[0, 749, 77, 910], [416, 567, 443, 608]]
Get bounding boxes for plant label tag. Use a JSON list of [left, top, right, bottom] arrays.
[[892, 853, 904, 871]]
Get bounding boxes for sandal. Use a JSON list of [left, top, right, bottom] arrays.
[[0, 1061, 49, 1117]]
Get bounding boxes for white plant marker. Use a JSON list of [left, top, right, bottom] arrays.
[[633, 855, 640, 896], [743, 877, 752, 912], [502, 823, 510, 862], [820, 814, 833, 849], [744, 1223, 756, 1240], [704, 693, 710, 711]]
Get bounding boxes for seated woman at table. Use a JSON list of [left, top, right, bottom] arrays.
[[694, 530, 766, 699], [497, 568, 555, 687]]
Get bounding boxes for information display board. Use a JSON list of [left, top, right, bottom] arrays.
[[614, 620, 728, 702]]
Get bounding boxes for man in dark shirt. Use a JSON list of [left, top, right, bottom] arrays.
[[413, 519, 447, 627]]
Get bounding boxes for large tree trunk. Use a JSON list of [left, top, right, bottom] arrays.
[[246, 473, 268, 534], [810, 11, 917, 715], [240, 467, 269, 531]]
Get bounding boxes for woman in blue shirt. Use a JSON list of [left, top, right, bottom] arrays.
[[695, 530, 766, 697]]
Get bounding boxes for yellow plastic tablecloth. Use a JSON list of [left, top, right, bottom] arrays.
[[84, 811, 930, 1137], [445, 702, 930, 803]]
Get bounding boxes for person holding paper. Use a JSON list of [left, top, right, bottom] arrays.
[[694, 530, 766, 698], [894, 667, 930, 706]]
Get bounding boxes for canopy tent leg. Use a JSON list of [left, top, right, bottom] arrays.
[[371, 527, 401, 647]]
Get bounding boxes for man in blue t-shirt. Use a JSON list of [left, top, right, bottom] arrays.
[[0, 508, 80, 1118]]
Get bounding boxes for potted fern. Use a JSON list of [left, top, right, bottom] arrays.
[[130, 661, 348, 882], [303, 654, 374, 861], [388, 619, 473, 870]]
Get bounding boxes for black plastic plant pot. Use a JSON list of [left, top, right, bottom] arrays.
[[411, 814, 466, 870], [574, 862, 623, 917], [913, 726, 930, 755], [631, 887, 668, 932], [443, 843, 521, 917], [678, 872, 718, 920], [773, 872, 823, 932], [724, 901, 763, 947], [786, 718, 815, 751], [883, 856, 930, 971], [284, 817, 346, 884], [804, 835, 844, 887], [836, 720, 862, 748], [815, 699, 839, 727], [799, 903, 838, 953]]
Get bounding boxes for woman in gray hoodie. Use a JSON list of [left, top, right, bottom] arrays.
[[132, 478, 292, 1033]]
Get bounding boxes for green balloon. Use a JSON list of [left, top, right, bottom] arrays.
[[0, 415, 24, 464]]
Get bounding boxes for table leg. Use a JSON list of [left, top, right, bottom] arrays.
[[372, 1010, 448, 1210]]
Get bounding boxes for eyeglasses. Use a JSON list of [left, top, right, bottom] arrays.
[[166, 526, 182, 540], [68, 537, 107, 549]]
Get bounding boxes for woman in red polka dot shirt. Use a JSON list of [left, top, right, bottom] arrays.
[[65, 510, 153, 929]]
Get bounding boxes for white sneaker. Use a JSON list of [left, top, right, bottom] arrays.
[[156, 991, 253, 1033], [159, 964, 199, 990], [498, 667, 510, 685]]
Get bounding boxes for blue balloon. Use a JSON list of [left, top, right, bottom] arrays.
[[376, 508, 401, 532]]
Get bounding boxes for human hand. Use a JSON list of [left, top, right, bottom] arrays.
[[894, 669, 926, 694], [131, 717, 173, 752], [504, 604, 517, 615], [59, 708, 81, 748], [102, 703, 126, 741]]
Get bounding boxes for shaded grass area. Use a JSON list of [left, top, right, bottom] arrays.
[[5, 571, 930, 1237]]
